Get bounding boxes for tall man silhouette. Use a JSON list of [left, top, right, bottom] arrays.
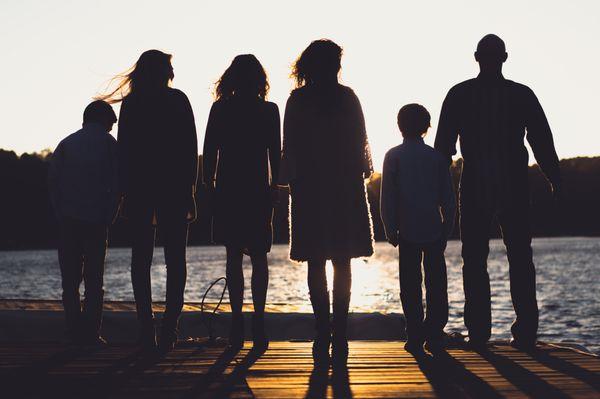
[[435, 34, 561, 350]]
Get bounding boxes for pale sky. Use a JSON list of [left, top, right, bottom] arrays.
[[1, 0, 599, 170]]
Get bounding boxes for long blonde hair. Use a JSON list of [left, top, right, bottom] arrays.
[[96, 49, 174, 104]]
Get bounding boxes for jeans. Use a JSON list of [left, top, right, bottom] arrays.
[[58, 217, 107, 338], [398, 238, 448, 344], [130, 218, 188, 330], [460, 199, 538, 343]]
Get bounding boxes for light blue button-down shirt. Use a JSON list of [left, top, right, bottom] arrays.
[[380, 137, 456, 244]]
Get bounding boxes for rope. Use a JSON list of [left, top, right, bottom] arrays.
[[200, 276, 228, 341]]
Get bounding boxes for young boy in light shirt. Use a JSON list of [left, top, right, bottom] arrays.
[[380, 104, 456, 353]]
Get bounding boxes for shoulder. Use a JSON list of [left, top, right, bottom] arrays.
[[264, 100, 279, 113], [384, 145, 402, 160], [60, 129, 84, 145], [447, 78, 476, 96], [506, 79, 537, 98], [167, 88, 192, 105]]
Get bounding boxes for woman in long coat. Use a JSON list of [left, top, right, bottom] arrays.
[[280, 40, 374, 365], [203, 54, 280, 350]]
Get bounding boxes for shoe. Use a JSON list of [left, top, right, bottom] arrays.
[[81, 335, 108, 347], [404, 340, 425, 354], [424, 340, 445, 353], [252, 314, 269, 351], [228, 314, 245, 350], [138, 321, 157, 353], [158, 331, 178, 353], [509, 338, 537, 352], [465, 337, 489, 352]]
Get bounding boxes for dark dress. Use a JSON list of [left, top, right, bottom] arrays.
[[280, 84, 374, 262], [203, 97, 281, 254]]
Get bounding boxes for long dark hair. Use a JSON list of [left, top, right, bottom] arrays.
[[96, 49, 174, 103], [291, 39, 343, 89], [214, 54, 269, 101]]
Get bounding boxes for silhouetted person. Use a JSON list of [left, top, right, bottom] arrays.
[[98, 50, 198, 352], [381, 104, 455, 353], [280, 39, 374, 366], [435, 34, 561, 351], [203, 54, 280, 351], [48, 100, 119, 346]]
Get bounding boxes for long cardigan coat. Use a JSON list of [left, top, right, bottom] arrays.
[[280, 83, 374, 262]]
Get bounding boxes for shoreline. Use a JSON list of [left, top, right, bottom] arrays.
[[1, 235, 599, 252], [0, 299, 596, 355]]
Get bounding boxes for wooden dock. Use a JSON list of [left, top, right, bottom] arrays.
[[1, 340, 598, 398]]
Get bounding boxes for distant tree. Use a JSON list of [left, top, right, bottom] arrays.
[[0, 149, 598, 249]]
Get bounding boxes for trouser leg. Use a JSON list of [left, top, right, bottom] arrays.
[[307, 259, 330, 338], [58, 219, 84, 338], [131, 222, 156, 326], [162, 221, 188, 327], [498, 205, 538, 343], [398, 239, 424, 343], [422, 241, 448, 343], [81, 223, 107, 339], [460, 202, 493, 342]]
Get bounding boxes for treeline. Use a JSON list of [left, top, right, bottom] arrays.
[[0, 149, 599, 250]]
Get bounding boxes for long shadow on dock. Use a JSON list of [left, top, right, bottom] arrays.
[[531, 346, 600, 391], [416, 350, 500, 399], [1, 341, 599, 398], [478, 348, 571, 399]]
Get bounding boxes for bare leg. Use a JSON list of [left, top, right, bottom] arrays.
[[249, 253, 268, 316], [226, 247, 244, 347], [250, 252, 269, 347]]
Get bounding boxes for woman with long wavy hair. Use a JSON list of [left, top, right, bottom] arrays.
[[98, 49, 198, 353], [203, 54, 280, 350], [280, 40, 374, 366]]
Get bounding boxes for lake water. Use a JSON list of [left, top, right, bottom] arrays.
[[0, 237, 599, 353]]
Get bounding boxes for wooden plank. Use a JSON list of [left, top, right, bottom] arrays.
[[0, 341, 598, 398]]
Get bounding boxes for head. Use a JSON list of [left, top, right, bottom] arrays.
[[215, 54, 269, 101], [397, 104, 431, 139], [83, 100, 117, 132], [475, 34, 507, 74], [97, 49, 174, 103], [291, 39, 342, 88]]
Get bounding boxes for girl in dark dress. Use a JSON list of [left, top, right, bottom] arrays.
[[280, 40, 374, 366], [98, 50, 198, 353], [203, 54, 281, 350]]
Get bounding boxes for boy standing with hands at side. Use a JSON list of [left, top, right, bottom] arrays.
[[48, 100, 120, 346], [380, 104, 456, 353]]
